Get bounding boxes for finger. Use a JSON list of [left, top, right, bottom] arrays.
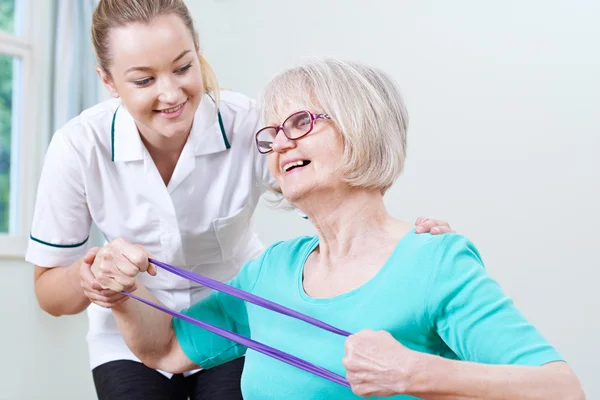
[[83, 247, 100, 264], [84, 281, 136, 301], [92, 284, 137, 299], [342, 355, 358, 372], [113, 239, 149, 273], [114, 253, 141, 278], [85, 291, 125, 304], [84, 290, 118, 302], [87, 296, 128, 309], [147, 262, 157, 276], [80, 261, 105, 291], [97, 277, 126, 293], [135, 245, 157, 276], [430, 226, 455, 235], [110, 274, 136, 291], [416, 218, 449, 234], [414, 216, 428, 226], [414, 219, 430, 233]]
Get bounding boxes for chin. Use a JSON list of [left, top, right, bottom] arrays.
[[156, 118, 193, 138], [281, 186, 310, 205]]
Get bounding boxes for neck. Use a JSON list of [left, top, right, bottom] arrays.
[[137, 125, 189, 163], [298, 188, 397, 260]]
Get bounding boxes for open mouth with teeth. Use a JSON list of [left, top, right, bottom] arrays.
[[283, 160, 311, 173], [154, 101, 186, 114]]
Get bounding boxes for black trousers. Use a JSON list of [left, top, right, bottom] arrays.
[[92, 358, 244, 400]]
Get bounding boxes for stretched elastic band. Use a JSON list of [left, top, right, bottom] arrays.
[[122, 258, 351, 387], [149, 258, 351, 337]]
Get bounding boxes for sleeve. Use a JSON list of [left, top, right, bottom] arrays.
[[25, 129, 93, 268], [425, 234, 564, 366], [172, 246, 270, 369]]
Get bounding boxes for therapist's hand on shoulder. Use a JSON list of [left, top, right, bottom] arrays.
[[80, 238, 157, 307], [414, 216, 455, 235]]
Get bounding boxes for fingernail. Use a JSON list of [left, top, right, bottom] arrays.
[[415, 226, 424, 233], [432, 227, 439, 233]]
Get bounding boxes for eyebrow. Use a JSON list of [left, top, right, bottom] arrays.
[[124, 50, 192, 74]]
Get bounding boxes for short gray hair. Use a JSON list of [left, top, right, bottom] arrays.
[[259, 57, 408, 194]]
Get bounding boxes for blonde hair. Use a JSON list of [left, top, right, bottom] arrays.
[[259, 57, 408, 195], [91, 0, 219, 102]]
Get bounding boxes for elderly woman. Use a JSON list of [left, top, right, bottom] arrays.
[[88, 58, 584, 399]]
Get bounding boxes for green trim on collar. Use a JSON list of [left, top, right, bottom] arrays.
[[30, 234, 89, 249], [111, 105, 120, 162], [206, 93, 230, 150], [217, 110, 230, 149]]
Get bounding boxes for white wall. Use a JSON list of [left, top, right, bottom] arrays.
[[189, 0, 599, 397], [0, 259, 96, 400]]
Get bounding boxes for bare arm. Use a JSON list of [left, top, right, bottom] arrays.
[[80, 238, 197, 373], [343, 330, 585, 399], [33, 247, 134, 316], [33, 260, 89, 316], [110, 284, 199, 373], [409, 355, 585, 400]]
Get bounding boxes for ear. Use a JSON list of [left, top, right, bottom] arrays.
[[96, 66, 120, 99]]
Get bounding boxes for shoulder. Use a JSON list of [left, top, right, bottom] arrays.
[[218, 90, 256, 111], [411, 232, 489, 306], [216, 91, 261, 133], [400, 231, 483, 267], [430, 232, 484, 267], [52, 98, 120, 153]]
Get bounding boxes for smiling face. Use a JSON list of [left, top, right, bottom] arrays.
[[266, 102, 348, 204], [98, 13, 204, 143]]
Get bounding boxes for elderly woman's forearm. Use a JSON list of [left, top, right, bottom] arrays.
[[405, 354, 585, 400], [112, 285, 176, 366]]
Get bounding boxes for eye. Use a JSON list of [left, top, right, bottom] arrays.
[[133, 77, 153, 87], [177, 63, 192, 73], [293, 114, 311, 129]]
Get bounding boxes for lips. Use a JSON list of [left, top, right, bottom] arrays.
[[154, 100, 187, 119], [159, 103, 184, 113], [282, 159, 311, 173]]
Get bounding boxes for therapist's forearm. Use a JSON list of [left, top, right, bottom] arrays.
[[34, 260, 90, 316], [405, 354, 585, 400], [111, 285, 176, 367]]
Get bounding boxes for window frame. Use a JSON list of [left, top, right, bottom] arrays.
[[0, 0, 54, 258]]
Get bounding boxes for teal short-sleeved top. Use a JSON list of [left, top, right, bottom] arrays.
[[173, 230, 563, 399]]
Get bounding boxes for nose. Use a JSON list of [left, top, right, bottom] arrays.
[[157, 76, 181, 104], [271, 128, 297, 153]]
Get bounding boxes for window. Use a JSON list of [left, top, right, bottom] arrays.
[[0, 0, 22, 234], [0, 0, 52, 257]]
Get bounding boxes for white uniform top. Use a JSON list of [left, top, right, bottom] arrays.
[[25, 91, 274, 375]]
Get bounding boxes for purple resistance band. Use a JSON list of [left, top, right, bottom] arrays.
[[122, 258, 352, 388]]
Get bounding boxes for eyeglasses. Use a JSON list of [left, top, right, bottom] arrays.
[[255, 110, 331, 154]]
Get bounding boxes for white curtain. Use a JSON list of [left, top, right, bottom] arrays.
[[51, 0, 104, 245], [52, 0, 100, 133]]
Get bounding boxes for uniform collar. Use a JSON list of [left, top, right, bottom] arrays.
[[111, 93, 229, 162], [188, 93, 230, 156]]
